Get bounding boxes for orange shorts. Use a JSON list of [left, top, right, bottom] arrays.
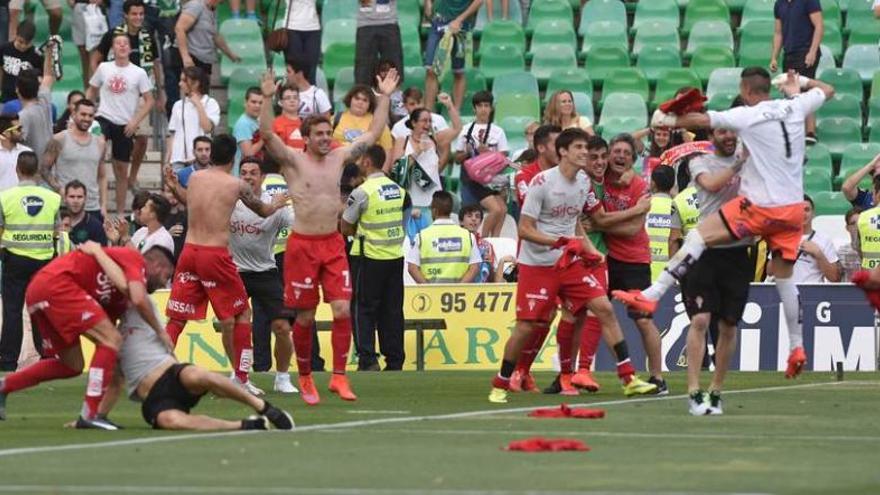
[[719, 196, 805, 261]]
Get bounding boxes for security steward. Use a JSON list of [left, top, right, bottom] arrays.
[[0, 151, 62, 371], [406, 190, 481, 285], [341, 145, 409, 371], [669, 185, 699, 256], [646, 165, 675, 282], [858, 176, 880, 270]]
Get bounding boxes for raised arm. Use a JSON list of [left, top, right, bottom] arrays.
[[40, 39, 57, 90], [842, 153, 880, 201], [340, 68, 400, 163], [239, 180, 288, 218], [435, 92, 463, 147], [259, 70, 299, 166]]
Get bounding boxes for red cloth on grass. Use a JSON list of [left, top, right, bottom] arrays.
[[506, 437, 590, 452], [528, 403, 606, 419]]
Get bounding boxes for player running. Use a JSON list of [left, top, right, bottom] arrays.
[[163, 135, 288, 396], [489, 128, 656, 404], [614, 68, 834, 378], [0, 243, 175, 428], [258, 68, 399, 405]]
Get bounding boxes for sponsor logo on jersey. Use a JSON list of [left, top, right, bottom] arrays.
[[201, 280, 217, 289], [379, 184, 402, 200], [434, 237, 463, 252], [177, 271, 199, 283], [647, 214, 673, 229], [95, 272, 114, 304], [167, 299, 196, 315], [21, 196, 45, 216]]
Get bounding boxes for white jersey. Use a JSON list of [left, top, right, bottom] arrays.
[[707, 88, 826, 207], [229, 192, 291, 273], [519, 167, 595, 266]]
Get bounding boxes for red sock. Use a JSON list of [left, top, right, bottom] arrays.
[[232, 322, 253, 383], [578, 316, 602, 372], [617, 359, 636, 384], [165, 319, 186, 347], [1, 358, 80, 393], [556, 320, 575, 374], [516, 325, 550, 374], [292, 321, 313, 376], [82, 346, 117, 419], [331, 317, 352, 374]]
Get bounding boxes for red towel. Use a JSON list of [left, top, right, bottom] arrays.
[[528, 403, 606, 419], [553, 240, 603, 271], [506, 437, 590, 452], [658, 88, 707, 115]]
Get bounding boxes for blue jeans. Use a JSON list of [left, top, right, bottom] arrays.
[[423, 18, 467, 73], [109, 0, 124, 28]]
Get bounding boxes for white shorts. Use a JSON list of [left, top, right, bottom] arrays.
[[9, 0, 62, 10], [71, 3, 88, 46]]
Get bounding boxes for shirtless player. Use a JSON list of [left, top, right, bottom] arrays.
[[164, 135, 288, 395], [259, 68, 399, 405]]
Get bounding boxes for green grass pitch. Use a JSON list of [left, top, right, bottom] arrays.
[[0, 371, 878, 495]]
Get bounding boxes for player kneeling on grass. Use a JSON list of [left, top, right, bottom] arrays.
[[115, 299, 294, 431]]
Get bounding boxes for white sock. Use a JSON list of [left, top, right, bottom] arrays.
[[643, 229, 707, 300], [775, 277, 803, 349]]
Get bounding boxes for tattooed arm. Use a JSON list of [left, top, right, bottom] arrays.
[[40, 134, 63, 192], [239, 180, 289, 218]]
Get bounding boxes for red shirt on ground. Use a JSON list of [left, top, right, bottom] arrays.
[[272, 115, 305, 150], [602, 173, 651, 264], [514, 161, 542, 207]]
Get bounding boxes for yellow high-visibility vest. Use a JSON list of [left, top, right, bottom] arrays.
[[350, 175, 405, 260], [858, 205, 880, 269], [0, 184, 61, 260], [646, 195, 673, 282], [673, 186, 700, 235], [262, 173, 290, 256], [418, 222, 473, 283], [55, 231, 71, 257]]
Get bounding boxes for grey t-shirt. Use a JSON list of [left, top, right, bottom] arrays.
[[182, 0, 218, 64], [20, 89, 53, 165], [229, 193, 292, 273], [519, 167, 593, 266], [54, 131, 103, 211], [689, 152, 751, 248], [118, 300, 176, 401], [357, 0, 397, 28]]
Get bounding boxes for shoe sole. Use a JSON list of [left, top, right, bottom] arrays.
[[572, 382, 600, 392], [273, 386, 300, 394]]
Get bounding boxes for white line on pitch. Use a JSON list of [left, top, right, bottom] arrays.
[[0, 486, 773, 495], [0, 380, 859, 458], [346, 410, 412, 415]]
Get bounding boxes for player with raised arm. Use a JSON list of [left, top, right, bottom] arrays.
[[613, 69, 834, 378], [489, 128, 656, 404], [259, 68, 399, 405], [0, 242, 175, 428], [163, 135, 288, 396]]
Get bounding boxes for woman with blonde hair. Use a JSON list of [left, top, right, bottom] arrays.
[[543, 90, 594, 135]]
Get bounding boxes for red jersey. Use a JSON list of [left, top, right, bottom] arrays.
[[602, 173, 651, 264], [514, 161, 542, 207], [40, 247, 146, 320], [272, 115, 305, 151]]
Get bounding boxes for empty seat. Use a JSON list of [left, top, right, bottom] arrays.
[[839, 142, 880, 173], [847, 22, 880, 46], [817, 117, 863, 160], [579, 0, 627, 35], [493, 71, 539, 97], [690, 46, 736, 82], [819, 68, 863, 99], [811, 191, 851, 215], [843, 44, 880, 84], [633, 20, 680, 57], [584, 45, 631, 85], [683, 0, 731, 36], [632, 0, 680, 33], [845, 0, 877, 33], [601, 68, 650, 106], [530, 20, 577, 56], [686, 20, 734, 57], [580, 20, 628, 58], [544, 68, 593, 101], [654, 68, 703, 104], [817, 94, 863, 124], [599, 92, 649, 129], [531, 44, 577, 86], [495, 93, 541, 121], [804, 168, 833, 192], [638, 45, 684, 84], [820, 0, 842, 29], [478, 20, 526, 62], [526, 0, 572, 35], [822, 23, 843, 61], [321, 0, 357, 26], [220, 18, 261, 42], [478, 44, 525, 81], [706, 67, 741, 98], [739, 0, 774, 29], [805, 142, 833, 171], [332, 67, 355, 105]]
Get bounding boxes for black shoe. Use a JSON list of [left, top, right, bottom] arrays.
[[542, 374, 562, 394], [805, 132, 817, 145], [96, 414, 123, 429], [647, 376, 669, 396], [261, 401, 294, 430], [357, 362, 381, 371], [241, 416, 269, 430], [75, 416, 120, 430]]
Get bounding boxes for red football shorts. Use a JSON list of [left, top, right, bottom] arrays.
[[165, 244, 250, 321], [516, 263, 608, 322], [284, 231, 351, 309], [25, 273, 108, 355], [719, 196, 805, 261]]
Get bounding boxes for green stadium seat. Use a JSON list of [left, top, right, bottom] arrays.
[[580, 20, 628, 59], [321, 0, 357, 26], [844, 0, 876, 32], [866, 96, 880, 132], [227, 67, 262, 126], [633, 20, 680, 57], [706, 93, 735, 110], [478, 20, 526, 63], [495, 93, 541, 121], [839, 142, 880, 173], [321, 19, 357, 52], [820, 0, 842, 29], [817, 44, 838, 72], [725, 0, 747, 14], [843, 44, 880, 84], [584, 45, 631, 86], [686, 20, 734, 57], [332, 67, 355, 105], [737, 19, 774, 61], [402, 67, 426, 91], [817, 117, 864, 160], [579, 0, 627, 35], [805, 143, 833, 171], [599, 92, 648, 131], [322, 43, 355, 86], [220, 41, 267, 84], [601, 68, 650, 107], [822, 23, 843, 61], [706, 67, 741, 97], [544, 68, 593, 101], [682, 0, 730, 36], [478, 44, 525, 82], [402, 43, 422, 69], [632, 0, 680, 33], [55, 63, 83, 92], [440, 68, 487, 117], [870, 125, 880, 142], [637, 45, 684, 84], [400, 22, 421, 50], [739, 0, 774, 29], [817, 94, 863, 125], [397, 0, 422, 26], [819, 68, 863, 99], [690, 46, 736, 82], [220, 18, 261, 43], [572, 91, 596, 122], [474, 0, 524, 34], [654, 68, 703, 105], [493, 71, 539, 96], [526, 0, 572, 35], [531, 44, 577, 87], [499, 115, 534, 142], [811, 191, 851, 215], [847, 22, 880, 46], [804, 168, 833, 192], [530, 20, 577, 57], [600, 117, 646, 140]]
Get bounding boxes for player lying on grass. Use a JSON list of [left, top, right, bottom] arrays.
[[105, 299, 294, 431]]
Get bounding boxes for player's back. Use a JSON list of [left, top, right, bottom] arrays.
[[185, 168, 241, 246]]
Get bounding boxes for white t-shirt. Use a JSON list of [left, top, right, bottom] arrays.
[[792, 230, 839, 283], [131, 225, 175, 254], [405, 218, 482, 266], [286, 0, 320, 31], [0, 143, 30, 192], [453, 122, 509, 155], [297, 85, 332, 118], [168, 95, 221, 163], [403, 137, 442, 208], [90, 61, 153, 125], [707, 88, 826, 207], [391, 113, 449, 139]]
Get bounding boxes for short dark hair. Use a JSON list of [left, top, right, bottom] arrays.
[[286, 57, 307, 75], [59, 206, 72, 220], [362, 145, 386, 170], [533, 124, 562, 150], [74, 98, 96, 112], [403, 87, 423, 102], [651, 165, 675, 193], [0, 114, 18, 134], [112, 31, 131, 45], [459, 204, 483, 222], [16, 151, 38, 176], [183, 66, 210, 95], [245, 87, 262, 101], [431, 191, 454, 217], [17, 20, 35, 42], [193, 135, 212, 149], [210, 134, 237, 166], [131, 189, 151, 211], [280, 84, 299, 101], [260, 155, 280, 175], [472, 90, 493, 107], [555, 127, 591, 155], [15, 70, 39, 100], [302, 115, 332, 137], [240, 155, 262, 170], [586, 135, 608, 151], [804, 194, 814, 209], [148, 193, 171, 223], [67, 90, 85, 105], [123, 0, 145, 13], [64, 179, 87, 196], [405, 107, 431, 129], [609, 133, 637, 155], [740, 66, 771, 94], [343, 84, 376, 112], [145, 245, 175, 266]]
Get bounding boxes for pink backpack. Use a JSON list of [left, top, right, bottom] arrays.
[[464, 151, 509, 185]]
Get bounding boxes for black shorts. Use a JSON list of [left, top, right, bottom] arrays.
[[97, 116, 134, 162], [240, 269, 293, 322], [682, 247, 752, 324], [607, 257, 652, 319], [783, 49, 820, 79], [141, 363, 204, 429]]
